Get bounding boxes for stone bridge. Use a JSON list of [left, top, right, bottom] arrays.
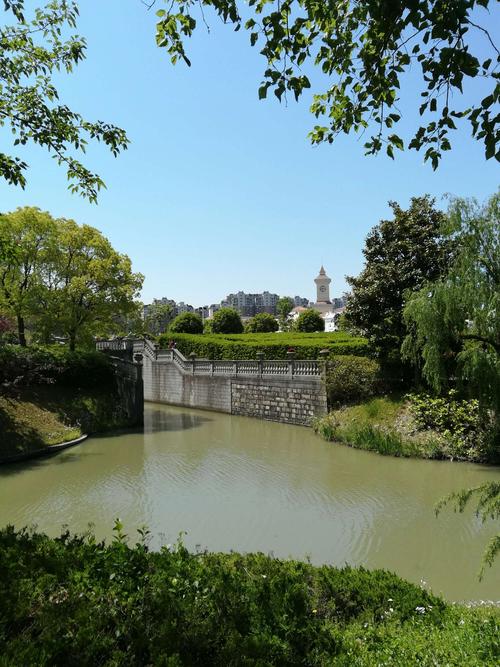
[[97, 339, 328, 426]]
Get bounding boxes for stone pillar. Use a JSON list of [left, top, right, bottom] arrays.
[[256, 351, 264, 376]]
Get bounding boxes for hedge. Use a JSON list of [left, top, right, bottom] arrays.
[[0, 344, 115, 388], [158, 332, 369, 360]]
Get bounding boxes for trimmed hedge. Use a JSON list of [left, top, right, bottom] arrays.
[[0, 344, 115, 388], [158, 332, 369, 360]]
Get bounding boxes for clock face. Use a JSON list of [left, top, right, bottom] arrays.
[[319, 285, 326, 293]]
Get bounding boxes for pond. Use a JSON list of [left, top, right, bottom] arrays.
[[1, 402, 499, 602]]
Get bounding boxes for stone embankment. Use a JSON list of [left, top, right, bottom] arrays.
[[97, 339, 327, 426]]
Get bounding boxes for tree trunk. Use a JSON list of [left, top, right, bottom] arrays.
[[69, 331, 76, 351], [17, 315, 26, 347]]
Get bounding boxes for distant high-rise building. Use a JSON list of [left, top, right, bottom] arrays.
[[222, 291, 280, 316], [294, 295, 310, 308]]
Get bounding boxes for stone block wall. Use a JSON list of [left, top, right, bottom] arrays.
[[231, 378, 326, 426], [141, 353, 326, 426]]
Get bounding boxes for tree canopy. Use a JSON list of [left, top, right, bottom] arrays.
[[295, 309, 325, 333], [344, 196, 454, 363], [245, 312, 279, 333], [0, 208, 143, 349], [1, 1, 128, 201], [155, 0, 499, 167], [169, 311, 204, 334], [209, 307, 244, 334]]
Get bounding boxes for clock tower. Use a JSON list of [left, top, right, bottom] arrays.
[[314, 265, 332, 313]]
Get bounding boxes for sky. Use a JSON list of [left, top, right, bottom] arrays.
[[1, 1, 498, 306]]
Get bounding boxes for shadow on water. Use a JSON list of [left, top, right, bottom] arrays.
[[0, 408, 213, 478]]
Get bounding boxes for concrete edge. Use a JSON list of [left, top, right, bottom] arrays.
[[0, 434, 88, 465]]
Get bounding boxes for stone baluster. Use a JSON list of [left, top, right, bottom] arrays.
[[256, 351, 264, 376]]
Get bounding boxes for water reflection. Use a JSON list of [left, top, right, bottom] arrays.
[[0, 402, 499, 602]]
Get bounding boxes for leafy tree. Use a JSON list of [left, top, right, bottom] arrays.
[[169, 311, 204, 334], [210, 307, 243, 334], [344, 196, 454, 365], [403, 192, 500, 418], [0, 207, 56, 346], [144, 302, 175, 335], [295, 309, 325, 333], [245, 312, 279, 333], [155, 0, 499, 166], [1, 1, 128, 201], [37, 218, 143, 350], [277, 296, 294, 331]]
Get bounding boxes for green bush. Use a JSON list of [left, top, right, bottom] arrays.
[[210, 307, 244, 333], [295, 308, 325, 332], [168, 311, 203, 334], [407, 390, 493, 460], [326, 355, 381, 405], [158, 332, 369, 360], [0, 344, 115, 388], [245, 312, 279, 333], [0, 524, 473, 666]]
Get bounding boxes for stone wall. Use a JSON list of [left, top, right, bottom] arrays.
[[140, 348, 326, 426], [99, 339, 328, 427], [231, 377, 326, 426], [108, 356, 144, 426]]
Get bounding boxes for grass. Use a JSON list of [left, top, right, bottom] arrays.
[[0, 384, 132, 461], [0, 525, 499, 665], [313, 395, 448, 460]]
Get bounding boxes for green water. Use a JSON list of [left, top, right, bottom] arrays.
[[1, 402, 499, 602]]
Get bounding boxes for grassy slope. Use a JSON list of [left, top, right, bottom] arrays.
[[0, 385, 127, 460], [314, 395, 449, 459]]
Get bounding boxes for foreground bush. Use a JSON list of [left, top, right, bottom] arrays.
[[158, 332, 369, 360], [2, 525, 498, 666], [326, 355, 381, 406]]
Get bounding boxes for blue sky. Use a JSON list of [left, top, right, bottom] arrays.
[[1, 1, 498, 306]]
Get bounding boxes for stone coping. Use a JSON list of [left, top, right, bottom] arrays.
[[0, 434, 88, 465]]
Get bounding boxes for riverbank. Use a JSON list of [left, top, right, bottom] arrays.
[[0, 385, 132, 462], [313, 395, 496, 463], [0, 525, 498, 665]]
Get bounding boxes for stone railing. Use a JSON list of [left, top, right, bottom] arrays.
[[97, 338, 322, 378]]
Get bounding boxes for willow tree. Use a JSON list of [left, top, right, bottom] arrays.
[[403, 192, 500, 417]]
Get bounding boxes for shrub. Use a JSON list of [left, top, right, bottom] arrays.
[[0, 525, 457, 666], [295, 309, 325, 332], [0, 344, 115, 389], [209, 307, 244, 334], [245, 312, 279, 333], [158, 332, 370, 360], [169, 311, 203, 334], [325, 355, 381, 406], [407, 390, 493, 460]]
